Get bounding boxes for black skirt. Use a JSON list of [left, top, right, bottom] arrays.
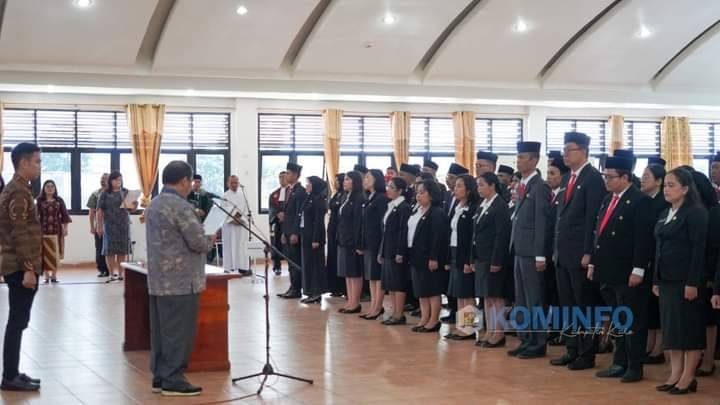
[[474, 260, 511, 299], [410, 261, 449, 298], [300, 235, 326, 296], [447, 248, 475, 299], [659, 281, 706, 351], [363, 249, 382, 281], [337, 246, 362, 278], [381, 258, 408, 292]]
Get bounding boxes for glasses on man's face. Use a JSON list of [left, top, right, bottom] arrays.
[[601, 173, 620, 180]]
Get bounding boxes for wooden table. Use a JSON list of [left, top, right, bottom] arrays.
[[121, 262, 241, 372]]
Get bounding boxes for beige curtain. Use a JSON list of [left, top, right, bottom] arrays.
[[323, 109, 343, 195], [0, 101, 4, 172], [126, 104, 165, 208], [608, 115, 624, 154], [452, 111, 476, 171], [390, 111, 411, 167], [660, 116, 692, 169]]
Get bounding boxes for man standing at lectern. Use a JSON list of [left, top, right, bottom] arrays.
[[145, 161, 217, 397]]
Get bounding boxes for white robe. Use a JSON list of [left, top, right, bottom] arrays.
[[222, 188, 250, 271]]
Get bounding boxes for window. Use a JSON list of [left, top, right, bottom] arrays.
[[546, 119, 608, 158], [1, 108, 230, 213], [690, 122, 720, 176], [195, 154, 225, 196], [259, 154, 289, 211], [2, 152, 14, 182], [475, 118, 523, 155], [408, 118, 455, 174], [621, 121, 660, 177]]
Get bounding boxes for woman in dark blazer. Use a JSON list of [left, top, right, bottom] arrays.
[[326, 174, 346, 297], [653, 168, 708, 395], [641, 163, 668, 363], [690, 170, 720, 376], [379, 177, 412, 325], [337, 171, 365, 314], [444, 174, 479, 340], [408, 179, 449, 333], [299, 176, 328, 304], [473, 172, 512, 347], [360, 169, 389, 320]]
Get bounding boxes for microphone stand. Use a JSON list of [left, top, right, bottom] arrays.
[[211, 199, 313, 396]]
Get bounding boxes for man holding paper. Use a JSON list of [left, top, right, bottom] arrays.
[[145, 161, 216, 396], [221, 175, 250, 276]]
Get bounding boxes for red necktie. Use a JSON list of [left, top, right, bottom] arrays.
[[597, 195, 620, 236], [519, 184, 527, 200], [564, 173, 577, 203], [549, 191, 555, 203]]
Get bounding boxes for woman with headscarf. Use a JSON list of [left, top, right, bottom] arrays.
[[408, 179, 449, 333], [299, 176, 328, 304], [337, 171, 365, 313], [326, 174, 347, 297], [359, 169, 389, 320]]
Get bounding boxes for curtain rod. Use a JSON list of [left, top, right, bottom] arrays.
[[2, 101, 234, 112], [256, 107, 527, 117]]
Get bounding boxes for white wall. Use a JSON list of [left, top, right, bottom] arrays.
[[4, 92, 720, 264]]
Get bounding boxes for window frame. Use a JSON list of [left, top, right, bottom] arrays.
[[689, 121, 719, 175]]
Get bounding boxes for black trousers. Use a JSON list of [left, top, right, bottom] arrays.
[[2, 271, 38, 380], [286, 236, 302, 293], [149, 294, 200, 390], [556, 263, 602, 361], [95, 234, 109, 275], [270, 223, 283, 270], [600, 282, 649, 372]]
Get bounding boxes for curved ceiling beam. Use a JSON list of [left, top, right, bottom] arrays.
[[413, 0, 485, 81], [0, 0, 7, 41], [537, 0, 626, 83], [651, 18, 720, 87], [136, 0, 177, 68], [280, 0, 334, 74]]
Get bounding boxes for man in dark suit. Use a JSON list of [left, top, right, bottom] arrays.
[[613, 149, 641, 189], [711, 152, 720, 202], [278, 163, 306, 299], [268, 171, 287, 275], [551, 132, 607, 370], [497, 164, 514, 189], [508, 141, 550, 359], [589, 156, 655, 383], [545, 151, 569, 345], [444, 163, 469, 217], [477, 150, 512, 202]]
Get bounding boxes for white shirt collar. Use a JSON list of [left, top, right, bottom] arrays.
[[571, 160, 591, 177], [613, 185, 632, 200], [552, 187, 561, 195], [521, 171, 538, 186], [650, 191, 659, 199], [388, 195, 404, 209], [481, 194, 498, 209]]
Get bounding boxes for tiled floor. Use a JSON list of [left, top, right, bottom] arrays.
[[0, 267, 718, 404]]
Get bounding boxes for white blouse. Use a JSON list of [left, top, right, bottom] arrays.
[[450, 204, 468, 247], [383, 196, 405, 225], [407, 207, 425, 248], [665, 207, 678, 225]]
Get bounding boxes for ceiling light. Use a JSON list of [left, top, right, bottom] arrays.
[[383, 14, 396, 25], [364, 42, 375, 49], [637, 25, 652, 38], [513, 18, 528, 33], [236, 5, 248, 15], [73, 0, 92, 8]]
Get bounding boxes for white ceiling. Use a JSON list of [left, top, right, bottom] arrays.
[[0, 0, 719, 106]]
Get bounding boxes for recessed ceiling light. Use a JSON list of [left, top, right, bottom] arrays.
[[364, 42, 375, 49], [513, 18, 528, 33], [236, 5, 248, 15], [383, 14, 397, 25], [637, 25, 652, 38], [73, 0, 92, 8]]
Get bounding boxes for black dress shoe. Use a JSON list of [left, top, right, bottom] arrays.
[[507, 345, 528, 357], [18, 373, 40, 385], [382, 316, 407, 325], [417, 323, 441, 333], [283, 292, 301, 299], [655, 382, 677, 392], [1, 375, 39, 391], [274, 269, 282, 276], [411, 325, 426, 332], [482, 337, 507, 348], [595, 365, 626, 378], [620, 370, 643, 383], [277, 289, 292, 297], [669, 379, 697, 395], [161, 384, 203, 397], [550, 354, 577, 366], [517, 350, 546, 359], [342, 305, 362, 314], [695, 364, 716, 377], [363, 308, 385, 320], [567, 357, 595, 371], [644, 353, 665, 365], [448, 333, 476, 341]]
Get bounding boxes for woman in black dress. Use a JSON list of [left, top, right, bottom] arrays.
[[641, 163, 668, 363], [690, 170, 720, 376], [379, 177, 412, 325], [408, 179, 449, 333], [299, 176, 328, 304], [326, 174, 346, 297], [337, 171, 365, 314], [444, 174, 478, 340], [473, 172, 512, 347], [360, 169, 388, 320], [653, 168, 707, 394]]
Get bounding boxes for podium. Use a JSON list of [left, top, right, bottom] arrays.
[[121, 262, 241, 372]]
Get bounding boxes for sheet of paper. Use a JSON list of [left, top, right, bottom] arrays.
[[204, 201, 229, 235], [123, 189, 141, 207]]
